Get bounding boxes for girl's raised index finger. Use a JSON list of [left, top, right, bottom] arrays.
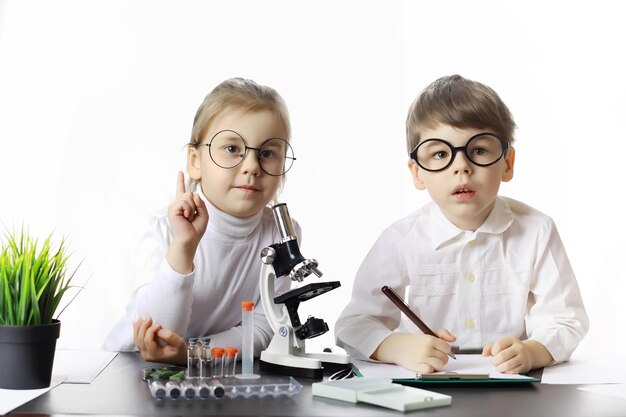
[[176, 171, 186, 197]]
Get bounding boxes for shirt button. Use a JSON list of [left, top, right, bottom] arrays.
[[466, 273, 475, 283], [464, 319, 475, 329]]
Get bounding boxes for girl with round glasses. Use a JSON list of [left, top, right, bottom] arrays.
[[105, 78, 300, 366]]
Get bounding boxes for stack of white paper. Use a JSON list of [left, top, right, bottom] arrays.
[[312, 377, 451, 412]]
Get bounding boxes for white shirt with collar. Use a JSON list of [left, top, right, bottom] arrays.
[[104, 192, 297, 356], [335, 196, 588, 364]]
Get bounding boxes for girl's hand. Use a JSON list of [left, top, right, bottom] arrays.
[[482, 336, 554, 374], [372, 329, 456, 373], [133, 317, 187, 365], [166, 171, 208, 274]]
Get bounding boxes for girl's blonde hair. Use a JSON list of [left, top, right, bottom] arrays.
[[187, 77, 291, 193]]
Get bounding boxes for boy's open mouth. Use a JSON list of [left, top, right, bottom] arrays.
[[452, 184, 475, 197]]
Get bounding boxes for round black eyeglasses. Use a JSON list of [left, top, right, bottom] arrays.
[[410, 132, 509, 172]]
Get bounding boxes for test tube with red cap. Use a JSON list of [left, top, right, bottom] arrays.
[[224, 347, 238, 377], [211, 348, 225, 378], [236, 301, 260, 379]]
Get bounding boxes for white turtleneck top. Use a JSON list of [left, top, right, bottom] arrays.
[[103, 193, 298, 356]]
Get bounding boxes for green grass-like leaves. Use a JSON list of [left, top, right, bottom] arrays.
[[0, 227, 79, 326], [145, 367, 187, 381]]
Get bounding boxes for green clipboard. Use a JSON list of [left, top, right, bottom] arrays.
[[393, 372, 541, 384], [353, 366, 540, 384]]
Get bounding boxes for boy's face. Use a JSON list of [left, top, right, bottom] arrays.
[[187, 109, 286, 218], [408, 124, 515, 231]]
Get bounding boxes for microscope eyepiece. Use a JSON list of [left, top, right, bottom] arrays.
[[272, 203, 298, 242]]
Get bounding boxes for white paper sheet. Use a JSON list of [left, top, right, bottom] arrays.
[[540, 354, 626, 384], [0, 349, 117, 414], [354, 354, 535, 380], [577, 384, 626, 400], [52, 349, 118, 383], [0, 375, 66, 415]]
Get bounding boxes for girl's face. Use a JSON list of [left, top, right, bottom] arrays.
[[188, 109, 286, 218]]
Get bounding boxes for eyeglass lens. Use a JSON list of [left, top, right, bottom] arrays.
[[415, 133, 505, 172], [208, 130, 294, 176]]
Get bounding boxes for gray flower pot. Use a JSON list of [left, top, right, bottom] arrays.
[[0, 319, 60, 389]]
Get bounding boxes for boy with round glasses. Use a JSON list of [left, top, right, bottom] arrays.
[[335, 75, 588, 374]]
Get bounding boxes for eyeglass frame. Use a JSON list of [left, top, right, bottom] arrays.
[[191, 129, 296, 176], [409, 132, 510, 173]]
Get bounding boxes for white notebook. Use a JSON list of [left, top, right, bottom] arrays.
[[354, 355, 537, 381]]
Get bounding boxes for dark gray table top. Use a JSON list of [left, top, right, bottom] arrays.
[[11, 352, 626, 416]]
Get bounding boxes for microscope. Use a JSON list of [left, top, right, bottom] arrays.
[[259, 203, 351, 379]]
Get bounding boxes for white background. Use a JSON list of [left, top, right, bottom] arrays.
[[1, 0, 624, 356]]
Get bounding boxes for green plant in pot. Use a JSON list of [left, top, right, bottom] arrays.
[[0, 227, 80, 389]]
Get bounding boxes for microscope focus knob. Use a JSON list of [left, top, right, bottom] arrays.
[[261, 247, 276, 264]]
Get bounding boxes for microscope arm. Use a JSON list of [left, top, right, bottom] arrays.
[[259, 262, 305, 351]]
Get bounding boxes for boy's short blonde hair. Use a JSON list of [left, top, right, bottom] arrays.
[[405, 75, 516, 154]]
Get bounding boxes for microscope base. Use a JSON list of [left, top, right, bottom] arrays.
[[259, 350, 352, 380], [259, 359, 323, 380]]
